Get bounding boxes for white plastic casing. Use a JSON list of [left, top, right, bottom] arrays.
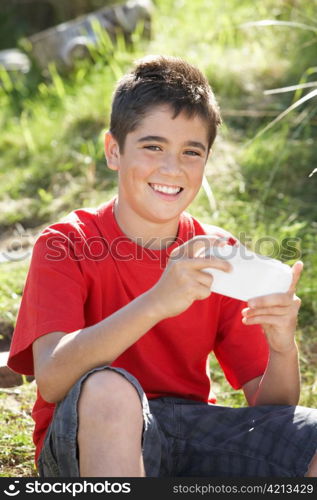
[[198, 244, 293, 302]]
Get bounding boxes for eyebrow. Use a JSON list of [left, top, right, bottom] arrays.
[[186, 141, 207, 153], [137, 135, 168, 144], [137, 136, 207, 152]]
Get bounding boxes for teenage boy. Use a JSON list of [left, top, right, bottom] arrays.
[[8, 55, 317, 477]]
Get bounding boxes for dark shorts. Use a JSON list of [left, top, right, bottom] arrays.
[[37, 366, 317, 477]]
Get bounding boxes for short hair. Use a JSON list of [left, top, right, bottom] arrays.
[[109, 55, 222, 152]]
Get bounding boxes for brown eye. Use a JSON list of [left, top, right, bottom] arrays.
[[144, 145, 162, 151], [185, 150, 200, 156]]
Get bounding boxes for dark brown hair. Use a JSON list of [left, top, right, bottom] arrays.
[[109, 55, 222, 152]]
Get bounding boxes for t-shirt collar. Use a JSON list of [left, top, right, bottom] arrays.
[[96, 196, 195, 268]]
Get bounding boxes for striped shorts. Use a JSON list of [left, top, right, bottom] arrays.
[[37, 366, 317, 477]]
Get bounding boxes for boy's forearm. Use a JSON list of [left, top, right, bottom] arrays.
[[251, 343, 300, 406], [38, 289, 163, 403]]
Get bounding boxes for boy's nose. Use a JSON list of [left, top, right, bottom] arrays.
[[159, 154, 182, 175]]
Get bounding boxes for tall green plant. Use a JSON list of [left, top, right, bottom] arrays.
[[241, 18, 317, 177]]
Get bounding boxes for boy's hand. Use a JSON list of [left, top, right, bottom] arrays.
[[148, 236, 232, 319], [241, 261, 303, 353]]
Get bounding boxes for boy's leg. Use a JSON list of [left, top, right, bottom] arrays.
[[306, 452, 317, 477], [77, 369, 144, 476], [37, 366, 162, 477], [148, 399, 317, 477]]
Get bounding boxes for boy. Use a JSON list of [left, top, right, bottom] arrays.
[[8, 55, 317, 477]]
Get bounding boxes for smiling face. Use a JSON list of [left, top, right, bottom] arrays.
[[105, 105, 210, 241]]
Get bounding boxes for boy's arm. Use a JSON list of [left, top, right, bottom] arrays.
[[241, 261, 303, 406], [33, 289, 163, 404], [33, 236, 231, 404]]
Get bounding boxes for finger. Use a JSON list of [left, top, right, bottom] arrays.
[[242, 314, 284, 326], [242, 305, 291, 318], [191, 256, 232, 273], [243, 294, 301, 317], [289, 261, 304, 293], [248, 292, 292, 309], [192, 236, 228, 258], [195, 283, 213, 301], [196, 269, 214, 288], [170, 234, 231, 260]]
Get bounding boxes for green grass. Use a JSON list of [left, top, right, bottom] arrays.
[[0, 0, 317, 476], [0, 382, 37, 477], [0, 260, 30, 347]]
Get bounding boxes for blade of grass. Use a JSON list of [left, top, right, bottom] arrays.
[[241, 20, 317, 34], [244, 88, 317, 145], [202, 174, 217, 212], [293, 67, 317, 102], [264, 82, 317, 95]]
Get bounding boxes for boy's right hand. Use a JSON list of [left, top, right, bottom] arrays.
[[148, 236, 232, 319]]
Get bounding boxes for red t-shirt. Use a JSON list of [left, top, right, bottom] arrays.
[[8, 197, 269, 465]]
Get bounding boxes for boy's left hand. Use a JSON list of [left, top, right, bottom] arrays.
[[241, 261, 303, 353]]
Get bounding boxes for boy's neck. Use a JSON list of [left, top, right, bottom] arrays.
[[114, 198, 180, 250]]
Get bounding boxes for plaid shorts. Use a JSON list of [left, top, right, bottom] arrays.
[[37, 366, 317, 477]]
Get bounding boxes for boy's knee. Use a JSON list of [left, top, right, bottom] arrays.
[[78, 369, 142, 419]]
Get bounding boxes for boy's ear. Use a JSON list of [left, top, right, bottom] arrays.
[[104, 131, 121, 171]]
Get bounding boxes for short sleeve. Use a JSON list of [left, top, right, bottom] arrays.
[[8, 229, 87, 375], [213, 295, 269, 390]]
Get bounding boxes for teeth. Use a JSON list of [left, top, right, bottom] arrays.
[[150, 183, 182, 195]]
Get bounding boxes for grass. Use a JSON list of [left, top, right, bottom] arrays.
[[0, 382, 37, 477], [0, 261, 30, 347], [0, 0, 316, 476]]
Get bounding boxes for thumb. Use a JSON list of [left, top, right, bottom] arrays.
[[289, 260, 304, 294]]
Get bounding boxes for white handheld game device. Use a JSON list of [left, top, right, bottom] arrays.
[[196, 242, 293, 301]]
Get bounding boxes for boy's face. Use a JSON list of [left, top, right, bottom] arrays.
[[105, 105, 210, 228]]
